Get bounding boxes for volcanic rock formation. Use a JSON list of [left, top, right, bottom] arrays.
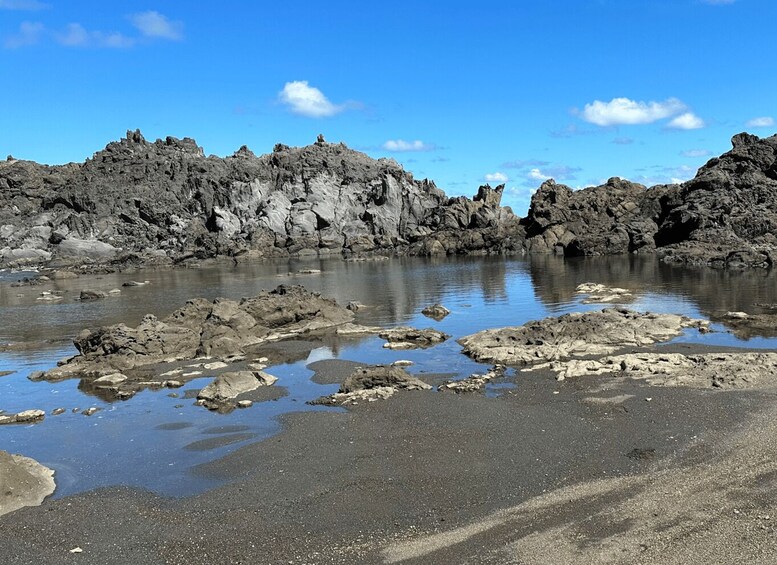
[[0, 131, 522, 267]]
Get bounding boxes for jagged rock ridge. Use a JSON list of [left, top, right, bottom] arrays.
[[0, 131, 522, 267], [522, 132, 777, 268]]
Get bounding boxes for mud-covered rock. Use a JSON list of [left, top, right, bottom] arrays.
[[310, 365, 431, 406], [0, 451, 56, 517], [528, 351, 777, 389]]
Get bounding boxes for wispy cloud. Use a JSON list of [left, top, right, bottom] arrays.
[[580, 97, 686, 126], [382, 139, 437, 152], [501, 158, 549, 169], [3, 20, 43, 48], [278, 81, 347, 118], [484, 172, 509, 183], [633, 164, 698, 186], [56, 23, 134, 48], [680, 149, 712, 158], [549, 123, 598, 138], [129, 11, 183, 41], [667, 112, 705, 130], [0, 0, 48, 10], [746, 116, 775, 128], [4, 11, 183, 49], [612, 137, 634, 145]]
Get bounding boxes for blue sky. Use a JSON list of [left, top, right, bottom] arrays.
[[1, 0, 775, 214]]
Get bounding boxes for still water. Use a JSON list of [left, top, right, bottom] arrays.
[[2, 255, 777, 497]]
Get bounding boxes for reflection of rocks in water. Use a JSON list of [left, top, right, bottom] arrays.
[[528, 255, 661, 306], [528, 254, 777, 327], [711, 311, 777, 339]]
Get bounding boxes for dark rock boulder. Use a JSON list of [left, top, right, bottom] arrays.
[[654, 132, 777, 268], [522, 178, 669, 257]]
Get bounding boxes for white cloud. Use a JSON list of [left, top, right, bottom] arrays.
[[746, 116, 775, 128], [3, 21, 43, 48], [279, 81, 343, 118], [528, 168, 550, 182], [581, 97, 686, 126], [129, 11, 183, 41], [0, 0, 47, 9], [667, 112, 705, 130], [680, 149, 712, 158], [484, 172, 509, 183], [382, 140, 436, 152], [55, 23, 134, 48]]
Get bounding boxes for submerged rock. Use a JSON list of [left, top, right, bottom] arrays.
[[575, 283, 634, 304], [421, 303, 451, 320], [378, 327, 450, 349], [0, 451, 56, 517], [458, 309, 709, 366], [0, 409, 45, 425]]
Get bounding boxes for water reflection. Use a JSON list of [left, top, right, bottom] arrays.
[[527, 255, 777, 319]]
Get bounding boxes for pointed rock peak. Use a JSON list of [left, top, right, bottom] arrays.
[[125, 129, 146, 144], [231, 145, 256, 158], [731, 132, 760, 149], [316, 133, 326, 144]]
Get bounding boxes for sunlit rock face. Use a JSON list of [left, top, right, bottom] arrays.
[[0, 131, 523, 268]]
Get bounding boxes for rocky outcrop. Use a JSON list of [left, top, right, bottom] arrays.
[[458, 309, 709, 366], [655, 133, 777, 268], [527, 351, 777, 389], [522, 177, 670, 257], [311, 365, 432, 406], [196, 370, 278, 410], [0, 131, 523, 268], [522, 133, 777, 268], [378, 327, 450, 349], [34, 285, 354, 387], [438, 364, 506, 393]]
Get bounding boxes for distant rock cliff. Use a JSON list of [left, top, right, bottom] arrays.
[[2, 130, 776, 270], [0, 131, 523, 267], [522, 132, 777, 268]]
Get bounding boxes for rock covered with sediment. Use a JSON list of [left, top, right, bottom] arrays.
[[0, 451, 56, 517], [196, 370, 278, 410], [438, 364, 506, 393], [311, 365, 432, 406], [527, 352, 777, 389], [458, 308, 709, 366], [0, 130, 523, 268], [522, 132, 777, 268], [36, 285, 353, 386]]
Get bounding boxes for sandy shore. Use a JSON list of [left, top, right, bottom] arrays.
[[2, 342, 777, 564]]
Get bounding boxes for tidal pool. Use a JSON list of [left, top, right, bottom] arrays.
[[2, 255, 777, 497]]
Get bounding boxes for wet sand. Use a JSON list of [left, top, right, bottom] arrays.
[[3, 344, 777, 564]]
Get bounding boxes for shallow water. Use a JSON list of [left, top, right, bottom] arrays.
[[2, 254, 777, 498]]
